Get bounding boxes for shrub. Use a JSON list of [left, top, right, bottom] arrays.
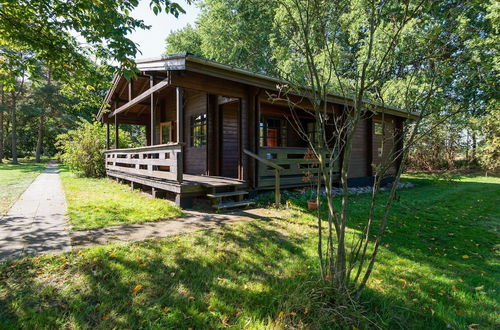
[[56, 120, 134, 178]]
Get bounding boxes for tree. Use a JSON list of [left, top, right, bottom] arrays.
[[269, 0, 469, 303], [165, 0, 278, 74], [0, 0, 188, 81]]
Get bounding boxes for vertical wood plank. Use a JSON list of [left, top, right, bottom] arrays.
[[150, 76, 155, 146], [176, 87, 184, 143], [366, 115, 373, 176], [114, 101, 119, 149], [106, 122, 110, 150]]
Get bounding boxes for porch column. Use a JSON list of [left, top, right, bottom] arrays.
[[114, 101, 119, 149], [150, 76, 155, 146], [176, 87, 184, 143], [128, 79, 133, 101], [247, 87, 259, 188], [106, 122, 110, 150]]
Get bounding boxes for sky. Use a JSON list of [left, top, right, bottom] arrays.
[[128, 0, 200, 60]]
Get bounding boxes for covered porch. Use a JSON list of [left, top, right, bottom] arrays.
[[98, 66, 338, 208]]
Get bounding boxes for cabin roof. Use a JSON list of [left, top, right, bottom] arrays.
[[98, 52, 420, 120]]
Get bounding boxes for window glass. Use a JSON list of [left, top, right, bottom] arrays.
[[160, 122, 171, 144], [191, 114, 207, 147], [259, 118, 287, 147], [374, 122, 383, 135]]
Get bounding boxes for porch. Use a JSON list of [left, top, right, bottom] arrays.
[[104, 144, 248, 208]]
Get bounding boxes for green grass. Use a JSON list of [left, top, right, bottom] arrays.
[[0, 160, 47, 215], [59, 168, 183, 230], [0, 175, 498, 328]]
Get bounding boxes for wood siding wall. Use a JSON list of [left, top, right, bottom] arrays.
[[220, 101, 239, 178], [348, 118, 369, 178], [183, 89, 207, 175], [372, 114, 397, 176]]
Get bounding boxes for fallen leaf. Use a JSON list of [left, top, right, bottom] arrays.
[[474, 285, 484, 291], [462, 255, 470, 259], [102, 314, 110, 320], [133, 284, 142, 294]]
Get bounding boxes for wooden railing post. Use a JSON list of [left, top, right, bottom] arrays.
[[243, 149, 284, 207], [275, 169, 281, 207], [177, 148, 183, 183]]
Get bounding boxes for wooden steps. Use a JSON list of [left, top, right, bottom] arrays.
[[206, 186, 254, 210], [206, 190, 248, 198], [212, 200, 255, 210]]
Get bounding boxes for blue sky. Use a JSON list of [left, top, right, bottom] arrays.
[[128, 0, 200, 59]]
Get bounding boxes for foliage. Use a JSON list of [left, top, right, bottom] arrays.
[[0, 175, 498, 328], [165, 0, 278, 74], [476, 107, 500, 173], [56, 121, 135, 178], [0, 160, 46, 214], [0, 0, 188, 82], [59, 167, 182, 230]]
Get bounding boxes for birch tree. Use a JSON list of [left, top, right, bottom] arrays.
[[271, 0, 465, 299]]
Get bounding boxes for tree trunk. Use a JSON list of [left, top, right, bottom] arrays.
[[35, 114, 45, 162], [471, 130, 477, 163], [10, 90, 18, 164]]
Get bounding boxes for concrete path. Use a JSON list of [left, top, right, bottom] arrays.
[[0, 163, 71, 261], [70, 208, 278, 250]]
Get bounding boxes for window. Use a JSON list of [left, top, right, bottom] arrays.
[[190, 114, 207, 147], [374, 122, 383, 135], [160, 122, 173, 144], [259, 118, 287, 147]]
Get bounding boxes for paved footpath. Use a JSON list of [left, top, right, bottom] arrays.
[[70, 208, 279, 250], [0, 162, 71, 261]]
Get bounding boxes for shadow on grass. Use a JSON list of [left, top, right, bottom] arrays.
[[0, 214, 332, 328], [0, 178, 498, 328], [295, 177, 500, 328]]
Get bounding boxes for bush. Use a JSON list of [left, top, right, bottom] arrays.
[[56, 121, 134, 178]]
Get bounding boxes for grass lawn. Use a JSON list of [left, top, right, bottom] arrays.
[[0, 175, 498, 328], [59, 167, 182, 230], [0, 161, 47, 215]]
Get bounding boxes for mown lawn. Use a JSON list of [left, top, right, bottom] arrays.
[[59, 167, 182, 230], [0, 161, 47, 215], [0, 175, 498, 328]]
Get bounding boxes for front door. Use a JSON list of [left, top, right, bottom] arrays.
[[220, 101, 239, 178]]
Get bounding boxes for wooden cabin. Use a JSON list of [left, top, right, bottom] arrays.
[[97, 53, 418, 209]]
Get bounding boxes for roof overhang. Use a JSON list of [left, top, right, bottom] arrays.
[[98, 53, 420, 121]]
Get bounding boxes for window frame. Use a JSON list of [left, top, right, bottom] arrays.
[[160, 121, 174, 144], [259, 117, 287, 147], [190, 113, 207, 148]]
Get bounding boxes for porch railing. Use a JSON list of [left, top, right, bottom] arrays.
[[104, 143, 184, 183], [257, 147, 339, 188]]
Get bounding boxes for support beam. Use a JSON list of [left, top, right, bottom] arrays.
[[128, 79, 133, 101], [150, 76, 155, 145], [106, 122, 110, 150], [176, 87, 184, 143], [108, 78, 169, 118], [114, 101, 119, 149]]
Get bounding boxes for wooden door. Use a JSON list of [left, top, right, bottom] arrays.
[[220, 101, 239, 178]]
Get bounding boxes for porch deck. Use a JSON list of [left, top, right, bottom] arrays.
[[104, 144, 247, 196]]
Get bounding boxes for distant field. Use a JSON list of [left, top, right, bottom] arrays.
[[0, 161, 46, 215]]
